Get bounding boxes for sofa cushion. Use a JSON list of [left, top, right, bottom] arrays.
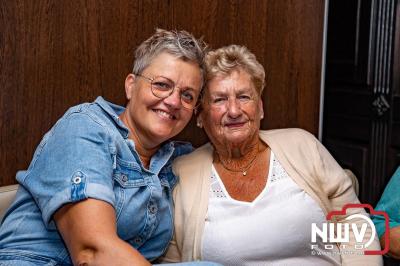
[[0, 184, 18, 221]]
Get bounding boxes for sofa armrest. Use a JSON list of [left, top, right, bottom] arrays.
[[344, 169, 359, 197], [0, 184, 19, 221]]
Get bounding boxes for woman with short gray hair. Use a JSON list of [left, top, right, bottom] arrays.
[[0, 29, 219, 266]]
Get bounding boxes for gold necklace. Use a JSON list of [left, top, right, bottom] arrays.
[[216, 145, 260, 176]]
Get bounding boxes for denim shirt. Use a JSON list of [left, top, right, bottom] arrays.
[[0, 97, 192, 265]]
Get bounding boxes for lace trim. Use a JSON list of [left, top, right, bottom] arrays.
[[209, 152, 289, 198], [210, 170, 227, 198]]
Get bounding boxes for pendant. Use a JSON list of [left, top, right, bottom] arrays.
[[243, 171, 247, 176]]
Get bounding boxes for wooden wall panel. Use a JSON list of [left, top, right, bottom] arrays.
[[263, 1, 324, 132], [0, 0, 325, 185]]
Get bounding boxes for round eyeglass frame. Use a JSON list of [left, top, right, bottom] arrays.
[[134, 73, 201, 110]]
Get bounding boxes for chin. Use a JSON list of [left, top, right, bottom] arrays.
[[151, 126, 179, 142], [225, 128, 251, 139], [224, 134, 250, 145]]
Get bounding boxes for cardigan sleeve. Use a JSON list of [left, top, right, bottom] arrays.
[[160, 143, 214, 263], [160, 224, 182, 263], [314, 137, 383, 265], [160, 164, 183, 263]]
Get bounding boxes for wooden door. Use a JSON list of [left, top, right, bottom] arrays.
[[323, 0, 399, 205]]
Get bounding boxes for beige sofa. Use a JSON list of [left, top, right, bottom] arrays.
[[0, 184, 19, 221]]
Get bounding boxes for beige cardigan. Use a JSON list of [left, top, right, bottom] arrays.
[[163, 129, 382, 265]]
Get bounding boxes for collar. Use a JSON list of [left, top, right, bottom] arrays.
[[94, 96, 130, 138]]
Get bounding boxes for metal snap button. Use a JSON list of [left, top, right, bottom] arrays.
[[72, 176, 82, 184], [121, 174, 128, 182], [149, 205, 157, 214]]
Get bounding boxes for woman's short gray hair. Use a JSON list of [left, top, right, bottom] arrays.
[[205, 45, 265, 95], [132, 29, 207, 80]]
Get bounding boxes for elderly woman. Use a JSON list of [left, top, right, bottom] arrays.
[[372, 166, 400, 259], [163, 45, 383, 265], [0, 29, 219, 266]]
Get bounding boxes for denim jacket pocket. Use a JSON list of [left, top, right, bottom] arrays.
[[112, 157, 155, 245], [114, 172, 146, 188], [113, 158, 146, 216]]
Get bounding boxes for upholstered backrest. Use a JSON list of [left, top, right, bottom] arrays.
[[344, 169, 359, 197], [0, 184, 18, 221]]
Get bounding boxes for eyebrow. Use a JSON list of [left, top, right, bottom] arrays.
[[180, 87, 198, 94], [156, 75, 199, 92], [175, 80, 199, 92], [236, 88, 253, 94], [209, 87, 253, 96]]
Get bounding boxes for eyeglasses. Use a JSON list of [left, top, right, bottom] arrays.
[[134, 73, 200, 110]]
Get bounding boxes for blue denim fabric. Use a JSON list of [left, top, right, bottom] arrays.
[[0, 97, 193, 265], [372, 166, 400, 238]]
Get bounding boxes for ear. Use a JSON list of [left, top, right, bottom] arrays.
[[125, 74, 136, 100], [259, 98, 264, 119]]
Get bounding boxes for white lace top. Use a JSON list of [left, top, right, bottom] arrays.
[[201, 152, 341, 266]]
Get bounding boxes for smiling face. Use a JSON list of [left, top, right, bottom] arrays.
[[199, 69, 264, 150], [123, 52, 202, 148]]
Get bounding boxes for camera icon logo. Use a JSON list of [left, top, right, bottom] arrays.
[[311, 204, 389, 255]]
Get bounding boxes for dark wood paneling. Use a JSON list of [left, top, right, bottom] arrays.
[[392, 122, 400, 147], [324, 89, 372, 117], [387, 147, 400, 177], [393, 96, 400, 121], [262, 1, 324, 133], [324, 139, 368, 180], [324, 0, 399, 262], [323, 0, 399, 211], [0, 0, 325, 186], [324, 115, 371, 142], [325, 0, 374, 86], [386, 3, 400, 194]]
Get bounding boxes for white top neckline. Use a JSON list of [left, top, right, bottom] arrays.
[[210, 152, 274, 206], [202, 151, 341, 266]]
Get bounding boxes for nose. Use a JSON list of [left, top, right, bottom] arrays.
[[227, 98, 241, 118], [163, 88, 182, 109]]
